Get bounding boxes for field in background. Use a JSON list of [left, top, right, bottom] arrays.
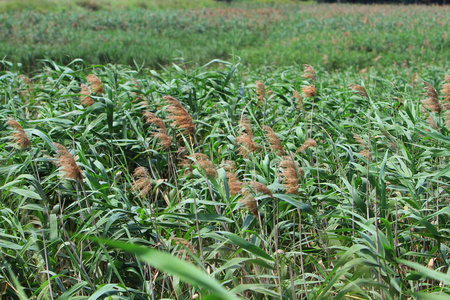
[[1, 4, 449, 72]]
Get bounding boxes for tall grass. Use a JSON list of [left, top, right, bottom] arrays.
[[0, 58, 449, 299]]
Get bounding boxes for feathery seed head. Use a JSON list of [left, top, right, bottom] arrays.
[[302, 64, 316, 82], [293, 90, 304, 111], [256, 81, 265, 105], [6, 118, 30, 149], [164, 96, 195, 135], [279, 156, 302, 195], [133, 167, 153, 198], [192, 153, 216, 178], [422, 81, 442, 114], [353, 133, 367, 146], [250, 181, 273, 198], [53, 142, 83, 181], [87, 74, 104, 94], [299, 139, 317, 152], [240, 192, 258, 215], [144, 111, 167, 133], [350, 84, 368, 98], [263, 125, 285, 155], [302, 85, 317, 98], [80, 83, 94, 106]]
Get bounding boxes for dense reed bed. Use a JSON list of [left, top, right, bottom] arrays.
[[0, 58, 449, 299]]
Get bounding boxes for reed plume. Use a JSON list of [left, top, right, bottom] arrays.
[[279, 156, 302, 195], [144, 111, 172, 149], [53, 143, 83, 181], [302, 64, 316, 82], [442, 75, 450, 103], [236, 117, 258, 157], [87, 74, 104, 94], [6, 118, 31, 150], [350, 84, 368, 98], [359, 149, 372, 161], [224, 161, 242, 195], [133, 166, 153, 198], [302, 85, 317, 98], [263, 125, 285, 155], [294, 90, 304, 111], [299, 138, 317, 152], [256, 81, 265, 105], [250, 181, 273, 199], [240, 192, 258, 215], [353, 133, 367, 146], [80, 83, 94, 106], [164, 96, 195, 135], [422, 81, 442, 114], [192, 153, 216, 178]]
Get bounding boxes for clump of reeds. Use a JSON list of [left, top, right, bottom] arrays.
[[350, 84, 368, 98], [293, 90, 304, 111], [87, 74, 104, 94], [192, 153, 216, 178], [302, 64, 316, 82], [263, 125, 285, 155], [80, 83, 94, 106], [133, 166, 153, 198], [256, 81, 265, 105], [302, 85, 317, 98], [224, 161, 242, 195], [236, 117, 258, 157], [279, 156, 302, 195], [164, 96, 195, 135], [53, 143, 83, 181], [6, 118, 31, 150], [422, 81, 442, 114], [143, 111, 172, 149], [299, 138, 317, 152]]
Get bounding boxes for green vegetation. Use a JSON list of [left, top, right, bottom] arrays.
[[1, 56, 449, 298], [1, 4, 449, 72]]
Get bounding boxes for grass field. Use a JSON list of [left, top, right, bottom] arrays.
[[1, 1, 450, 299], [1, 3, 449, 72]]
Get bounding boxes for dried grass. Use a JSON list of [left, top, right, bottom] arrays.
[[53, 143, 83, 181], [350, 84, 368, 98], [6, 118, 30, 149]]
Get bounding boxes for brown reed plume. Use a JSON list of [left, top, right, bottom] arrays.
[[250, 181, 273, 199], [143, 111, 172, 149], [359, 149, 372, 161], [299, 138, 317, 152], [80, 83, 94, 106], [236, 117, 258, 157], [350, 84, 368, 98], [294, 90, 304, 111], [256, 81, 265, 105], [224, 161, 242, 195], [240, 191, 258, 215], [53, 143, 83, 181], [133, 166, 153, 198], [302, 64, 316, 82], [192, 153, 216, 178], [302, 84, 317, 98], [353, 133, 367, 146], [87, 74, 104, 94], [442, 75, 450, 103], [263, 125, 285, 155], [6, 118, 31, 150], [164, 96, 195, 135], [279, 156, 302, 195], [422, 81, 442, 114]]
